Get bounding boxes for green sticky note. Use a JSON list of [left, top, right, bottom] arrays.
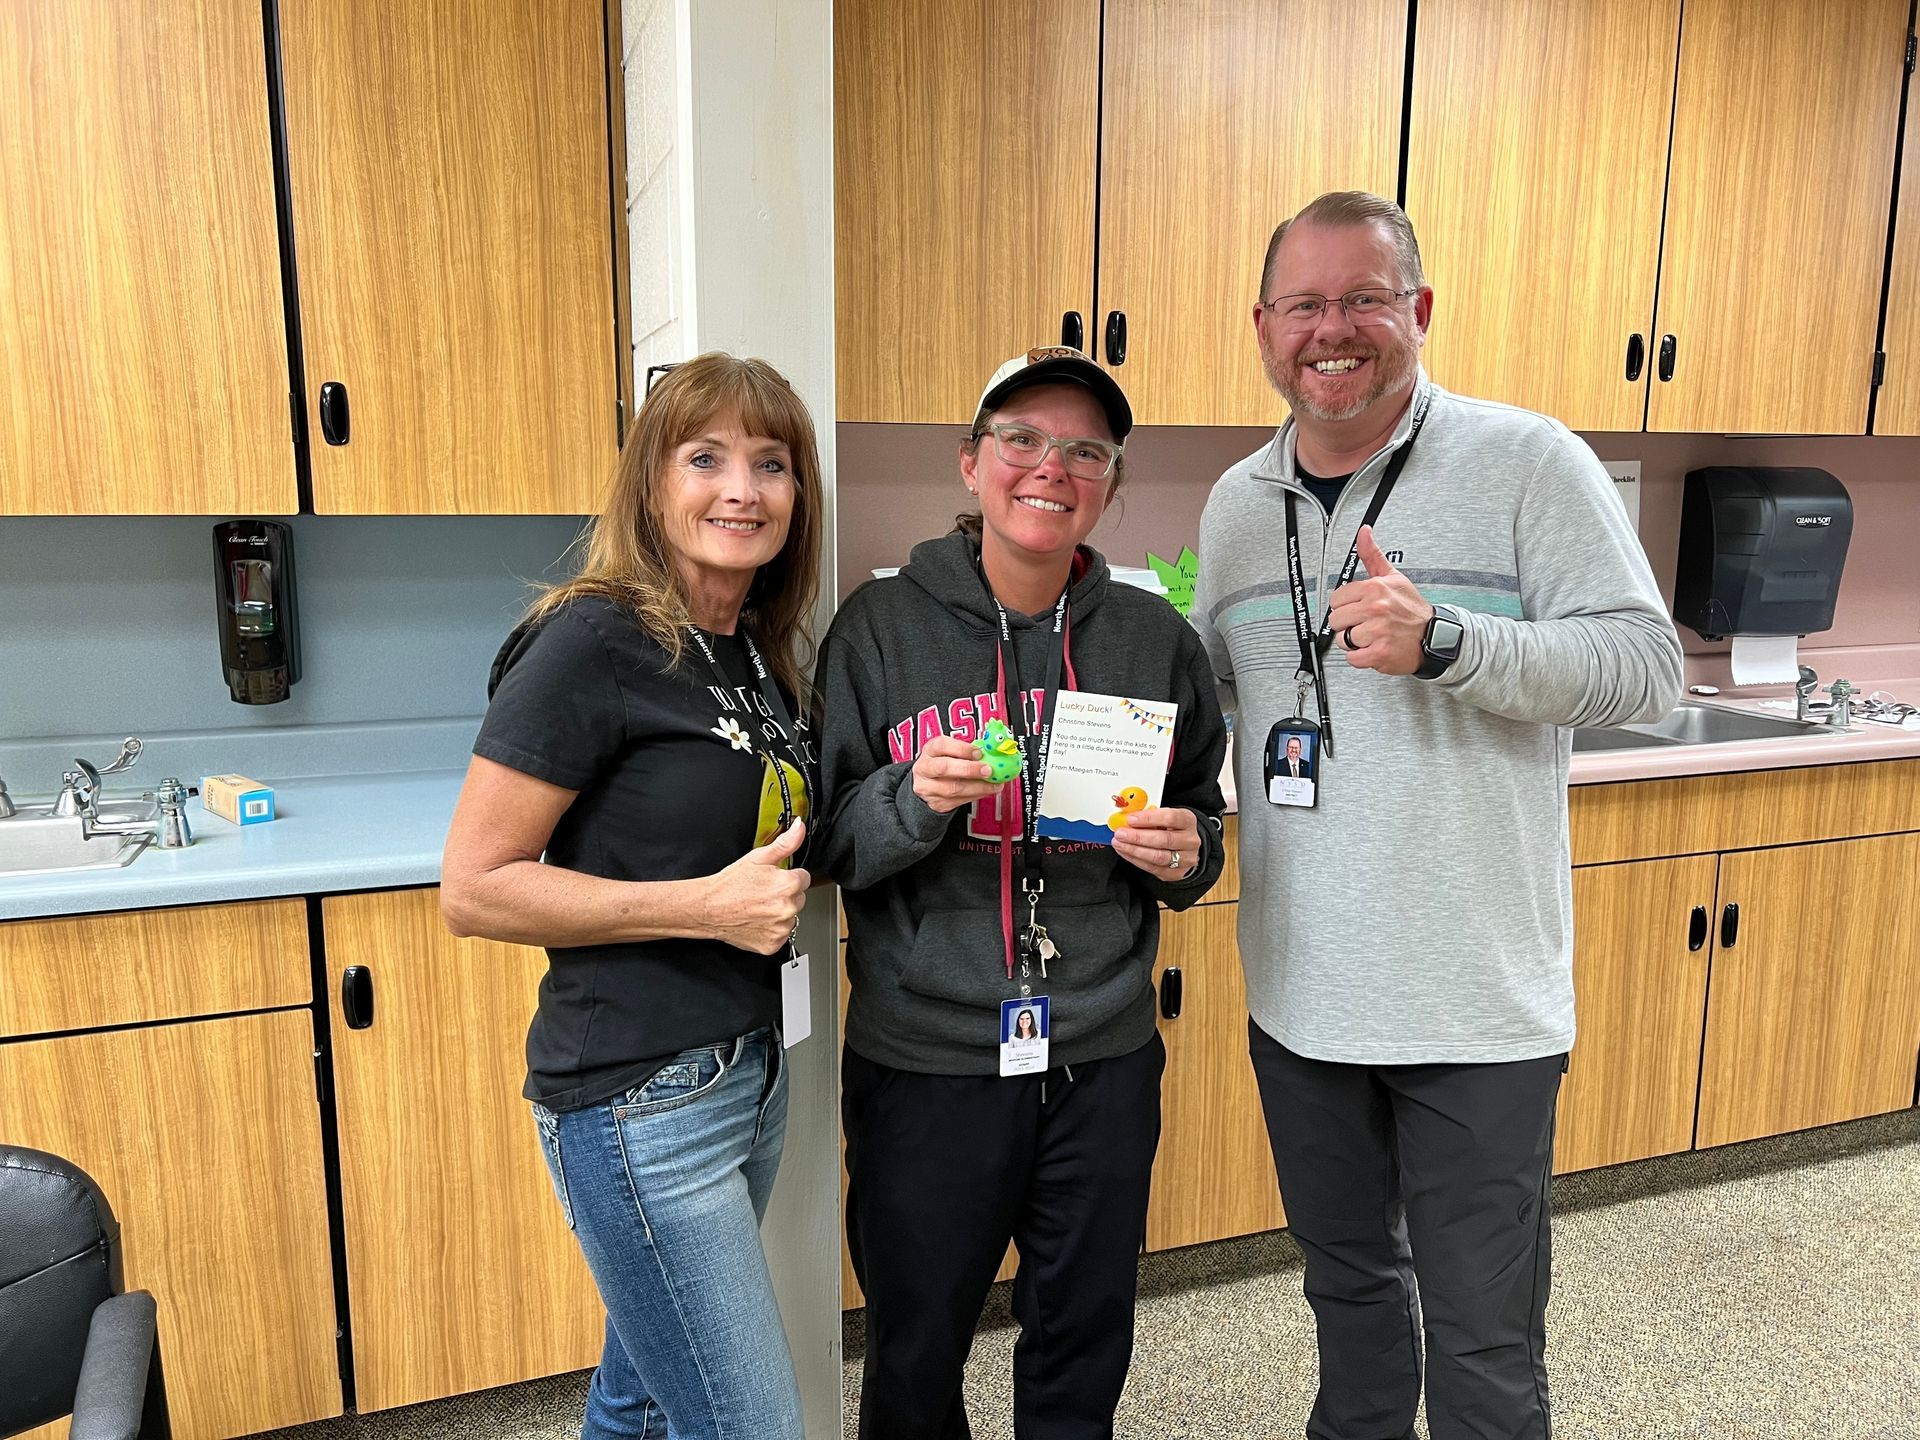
[[1146, 547, 1199, 617]]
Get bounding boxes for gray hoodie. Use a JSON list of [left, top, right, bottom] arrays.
[[1193, 373, 1682, 1064], [818, 533, 1229, 1075]]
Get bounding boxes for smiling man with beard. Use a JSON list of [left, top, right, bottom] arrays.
[[1191, 192, 1681, 1440]]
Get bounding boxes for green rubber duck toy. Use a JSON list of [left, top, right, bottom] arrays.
[[977, 719, 1024, 783]]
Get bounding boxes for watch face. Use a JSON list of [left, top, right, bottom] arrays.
[[1430, 616, 1464, 657]]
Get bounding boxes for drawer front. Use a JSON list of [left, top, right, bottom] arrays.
[[0, 900, 310, 1038]]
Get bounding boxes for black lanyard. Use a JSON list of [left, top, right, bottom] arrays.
[[1282, 392, 1432, 757], [684, 625, 813, 835], [989, 586, 1069, 889]]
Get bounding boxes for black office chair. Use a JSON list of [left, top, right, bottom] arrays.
[[0, 1145, 169, 1439]]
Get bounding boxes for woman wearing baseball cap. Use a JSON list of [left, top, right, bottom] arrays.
[[816, 347, 1229, 1434]]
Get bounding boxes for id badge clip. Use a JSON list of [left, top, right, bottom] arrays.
[[1265, 714, 1321, 809]]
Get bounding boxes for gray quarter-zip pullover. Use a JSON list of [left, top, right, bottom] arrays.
[[1193, 372, 1682, 1064]]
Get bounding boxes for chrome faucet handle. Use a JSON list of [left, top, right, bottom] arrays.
[[1795, 666, 1820, 722], [0, 775, 14, 820], [98, 738, 143, 776], [147, 778, 194, 849], [1826, 677, 1856, 729], [53, 769, 88, 817]]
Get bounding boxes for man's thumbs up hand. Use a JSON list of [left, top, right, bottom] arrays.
[[1327, 526, 1434, 676]]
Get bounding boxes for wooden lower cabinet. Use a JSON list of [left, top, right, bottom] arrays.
[[1147, 901, 1284, 1250], [1697, 833, 1920, 1148], [321, 889, 602, 1412], [1556, 855, 1717, 1173], [0, 1010, 341, 1440]]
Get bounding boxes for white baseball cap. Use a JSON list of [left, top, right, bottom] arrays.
[[971, 346, 1133, 441]]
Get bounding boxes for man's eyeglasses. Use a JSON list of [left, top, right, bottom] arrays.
[[1258, 288, 1417, 331], [973, 422, 1123, 482]]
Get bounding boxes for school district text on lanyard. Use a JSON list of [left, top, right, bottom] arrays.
[[1284, 390, 1432, 759], [990, 582, 1068, 986]]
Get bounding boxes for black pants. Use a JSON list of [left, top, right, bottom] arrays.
[[843, 1032, 1165, 1440], [1249, 1022, 1565, 1440]]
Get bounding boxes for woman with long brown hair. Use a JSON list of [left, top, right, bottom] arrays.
[[441, 353, 823, 1440]]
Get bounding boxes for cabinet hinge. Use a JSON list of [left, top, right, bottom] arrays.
[[1908, 32, 1916, 73], [312, 1046, 329, 1108], [1874, 351, 1888, 387], [616, 398, 626, 446], [290, 391, 303, 446]]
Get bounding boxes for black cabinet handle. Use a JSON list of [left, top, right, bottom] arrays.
[[1720, 902, 1740, 950], [342, 965, 375, 1029], [1104, 310, 1128, 366], [1625, 333, 1645, 382], [1159, 965, 1183, 1020], [1688, 904, 1708, 952], [319, 381, 351, 444], [1657, 334, 1677, 383], [1061, 311, 1085, 351]]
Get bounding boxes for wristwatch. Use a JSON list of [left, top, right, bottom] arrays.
[[1415, 604, 1465, 680]]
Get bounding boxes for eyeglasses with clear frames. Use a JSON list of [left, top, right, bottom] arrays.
[[974, 422, 1123, 482], [1258, 288, 1418, 330]]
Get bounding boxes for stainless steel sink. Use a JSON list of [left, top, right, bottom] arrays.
[[0, 801, 157, 877], [1573, 701, 1843, 754]]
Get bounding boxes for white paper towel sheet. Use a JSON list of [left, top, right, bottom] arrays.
[[1730, 634, 1800, 685]]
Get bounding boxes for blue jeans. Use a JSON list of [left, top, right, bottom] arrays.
[[532, 1027, 801, 1440]]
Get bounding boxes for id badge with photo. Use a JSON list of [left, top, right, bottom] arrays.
[[999, 995, 1051, 1077], [1265, 718, 1321, 809]]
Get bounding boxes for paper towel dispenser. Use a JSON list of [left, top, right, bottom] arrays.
[[1673, 467, 1851, 641]]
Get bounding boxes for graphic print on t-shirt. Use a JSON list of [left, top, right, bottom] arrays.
[[702, 667, 814, 865]]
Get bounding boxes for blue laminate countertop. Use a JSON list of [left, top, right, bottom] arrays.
[[0, 770, 465, 922]]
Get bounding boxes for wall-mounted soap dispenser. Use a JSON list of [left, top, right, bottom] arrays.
[[213, 520, 301, 704]]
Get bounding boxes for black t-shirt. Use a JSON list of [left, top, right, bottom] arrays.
[[1296, 463, 1354, 517], [473, 597, 813, 1112]]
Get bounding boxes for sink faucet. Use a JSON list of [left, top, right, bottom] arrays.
[[1826, 678, 1856, 729], [80, 777, 194, 850], [1795, 666, 1820, 722], [0, 774, 14, 820]]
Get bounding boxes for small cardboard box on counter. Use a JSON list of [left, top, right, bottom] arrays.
[[202, 774, 276, 826]]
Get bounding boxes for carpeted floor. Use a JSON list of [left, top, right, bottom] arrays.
[[261, 1107, 1920, 1440]]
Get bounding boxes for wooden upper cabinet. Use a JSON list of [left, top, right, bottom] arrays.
[[1098, 0, 1404, 427], [1649, 0, 1907, 434], [835, 0, 1099, 424], [1874, 71, 1920, 434], [0, 0, 294, 516], [1405, 0, 1679, 432], [280, 0, 618, 513], [1697, 832, 1920, 1149], [321, 889, 602, 1412]]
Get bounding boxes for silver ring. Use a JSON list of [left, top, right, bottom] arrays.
[[1167, 850, 1181, 870]]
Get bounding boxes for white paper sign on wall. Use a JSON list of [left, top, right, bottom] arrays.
[[1604, 459, 1642, 530]]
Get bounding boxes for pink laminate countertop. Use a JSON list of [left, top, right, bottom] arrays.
[[1216, 678, 1920, 810], [1570, 678, 1920, 785]]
